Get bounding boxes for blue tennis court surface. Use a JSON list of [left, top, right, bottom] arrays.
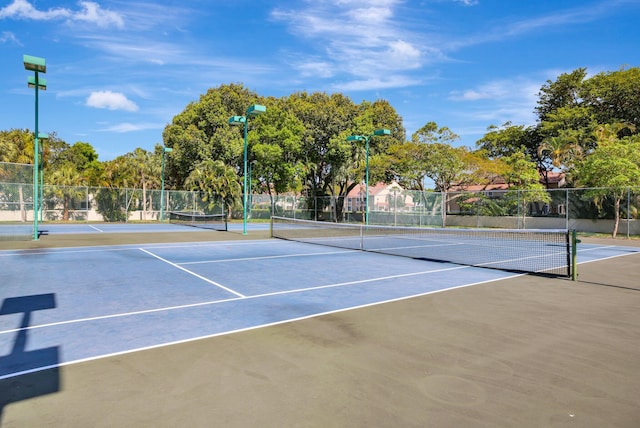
[[1, 237, 639, 380], [35, 222, 271, 234]]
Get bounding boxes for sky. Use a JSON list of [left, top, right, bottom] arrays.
[[1, 0, 639, 161]]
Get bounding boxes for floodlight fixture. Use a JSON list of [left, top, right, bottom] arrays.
[[23, 55, 46, 73]]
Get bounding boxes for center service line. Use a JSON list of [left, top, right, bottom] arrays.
[[138, 248, 246, 298]]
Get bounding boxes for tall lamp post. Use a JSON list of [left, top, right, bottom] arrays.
[[160, 146, 173, 221], [347, 129, 390, 225], [38, 132, 49, 222], [248, 160, 257, 220], [24, 55, 47, 240], [228, 104, 266, 235]]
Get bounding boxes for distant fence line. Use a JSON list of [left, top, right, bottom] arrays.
[[1, 183, 639, 237]]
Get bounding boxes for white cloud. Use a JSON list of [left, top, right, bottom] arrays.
[[453, 0, 479, 5], [271, 1, 429, 90], [333, 75, 422, 91], [448, 78, 538, 102], [293, 59, 336, 78], [86, 91, 139, 112], [447, 76, 544, 127], [73, 1, 124, 28], [0, 31, 21, 44], [0, 0, 123, 28], [0, 0, 70, 20], [99, 123, 162, 133]]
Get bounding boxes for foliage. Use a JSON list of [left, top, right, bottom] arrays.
[[2, 66, 640, 226], [571, 131, 640, 236], [185, 159, 241, 217]]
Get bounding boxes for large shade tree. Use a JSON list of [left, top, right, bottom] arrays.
[[571, 128, 640, 237]]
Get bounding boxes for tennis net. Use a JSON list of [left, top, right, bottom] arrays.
[[271, 216, 571, 277], [168, 211, 228, 231]]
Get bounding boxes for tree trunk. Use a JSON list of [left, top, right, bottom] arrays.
[[612, 198, 620, 238], [63, 195, 70, 221], [19, 185, 26, 222], [142, 181, 147, 221]]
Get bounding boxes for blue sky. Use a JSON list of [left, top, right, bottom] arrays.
[[1, 0, 638, 161]]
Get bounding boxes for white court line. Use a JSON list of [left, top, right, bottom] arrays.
[[179, 249, 357, 265], [576, 244, 640, 265], [0, 272, 518, 381], [0, 247, 138, 257], [577, 245, 616, 253], [0, 238, 289, 257], [138, 248, 246, 298], [88, 225, 104, 232], [0, 264, 472, 337]]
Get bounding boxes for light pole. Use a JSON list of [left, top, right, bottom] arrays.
[[347, 129, 390, 225], [228, 104, 266, 235], [24, 55, 47, 240], [160, 146, 173, 221], [248, 160, 257, 220], [38, 132, 49, 223]]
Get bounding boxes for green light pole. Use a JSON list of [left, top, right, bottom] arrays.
[[24, 55, 47, 240], [160, 146, 173, 222], [38, 132, 49, 223], [248, 160, 257, 220], [347, 129, 391, 225], [228, 104, 266, 235]]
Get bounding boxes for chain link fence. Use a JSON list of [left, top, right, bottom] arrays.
[[0, 185, 224, 224], [269, 187, 640, 237], [2, 179, 639, 238]]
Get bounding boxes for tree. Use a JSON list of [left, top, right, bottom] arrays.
[[48, 162, 86, 220], [537, 132, 583, 172], [185, 159, 241, 218], [501, 152, 551, 227], [535, 68, 587, 122], [571, 130, 640, 237], [163, 83, 260, 187], [581, 67, 640, 130], [0, 129, 35, 221], [476, 122, 539, 160], [122, 148, 160, 220], [249, 98, 305, 202]]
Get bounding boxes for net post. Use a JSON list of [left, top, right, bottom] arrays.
[[571, 229, 580, 281], [270, 216, 274, 238]]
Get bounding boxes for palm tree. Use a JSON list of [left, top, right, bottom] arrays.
[[49, 163, 85, 220], [185, 159, 241, 218], [537, 133, 583, 170], [1, 129, 35, 222]]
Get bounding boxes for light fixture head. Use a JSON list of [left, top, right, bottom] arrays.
[[246, 104, 266, 116], [228, 115, 246, 125], [373, 129, 391, 136], [346, 135, 365, 142], [27, 76, 47, 90], [24, 55, 46, 73]]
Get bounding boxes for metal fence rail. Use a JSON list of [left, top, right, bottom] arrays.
[[1, 182, 639, 238]]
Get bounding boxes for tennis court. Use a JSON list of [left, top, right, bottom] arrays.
[[1, 224, 639, 426]]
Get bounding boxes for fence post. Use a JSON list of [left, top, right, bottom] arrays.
[[476, 194, 480, 228], [627, 187, 631, 239], [85, 186, 89, 223], [442, 192, 447, 228], [517, 190, 521, 229], [571, 229, 580, 281], [565, 188, 569, 230]]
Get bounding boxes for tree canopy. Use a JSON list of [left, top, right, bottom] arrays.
[[1, 66, 639, 230]]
